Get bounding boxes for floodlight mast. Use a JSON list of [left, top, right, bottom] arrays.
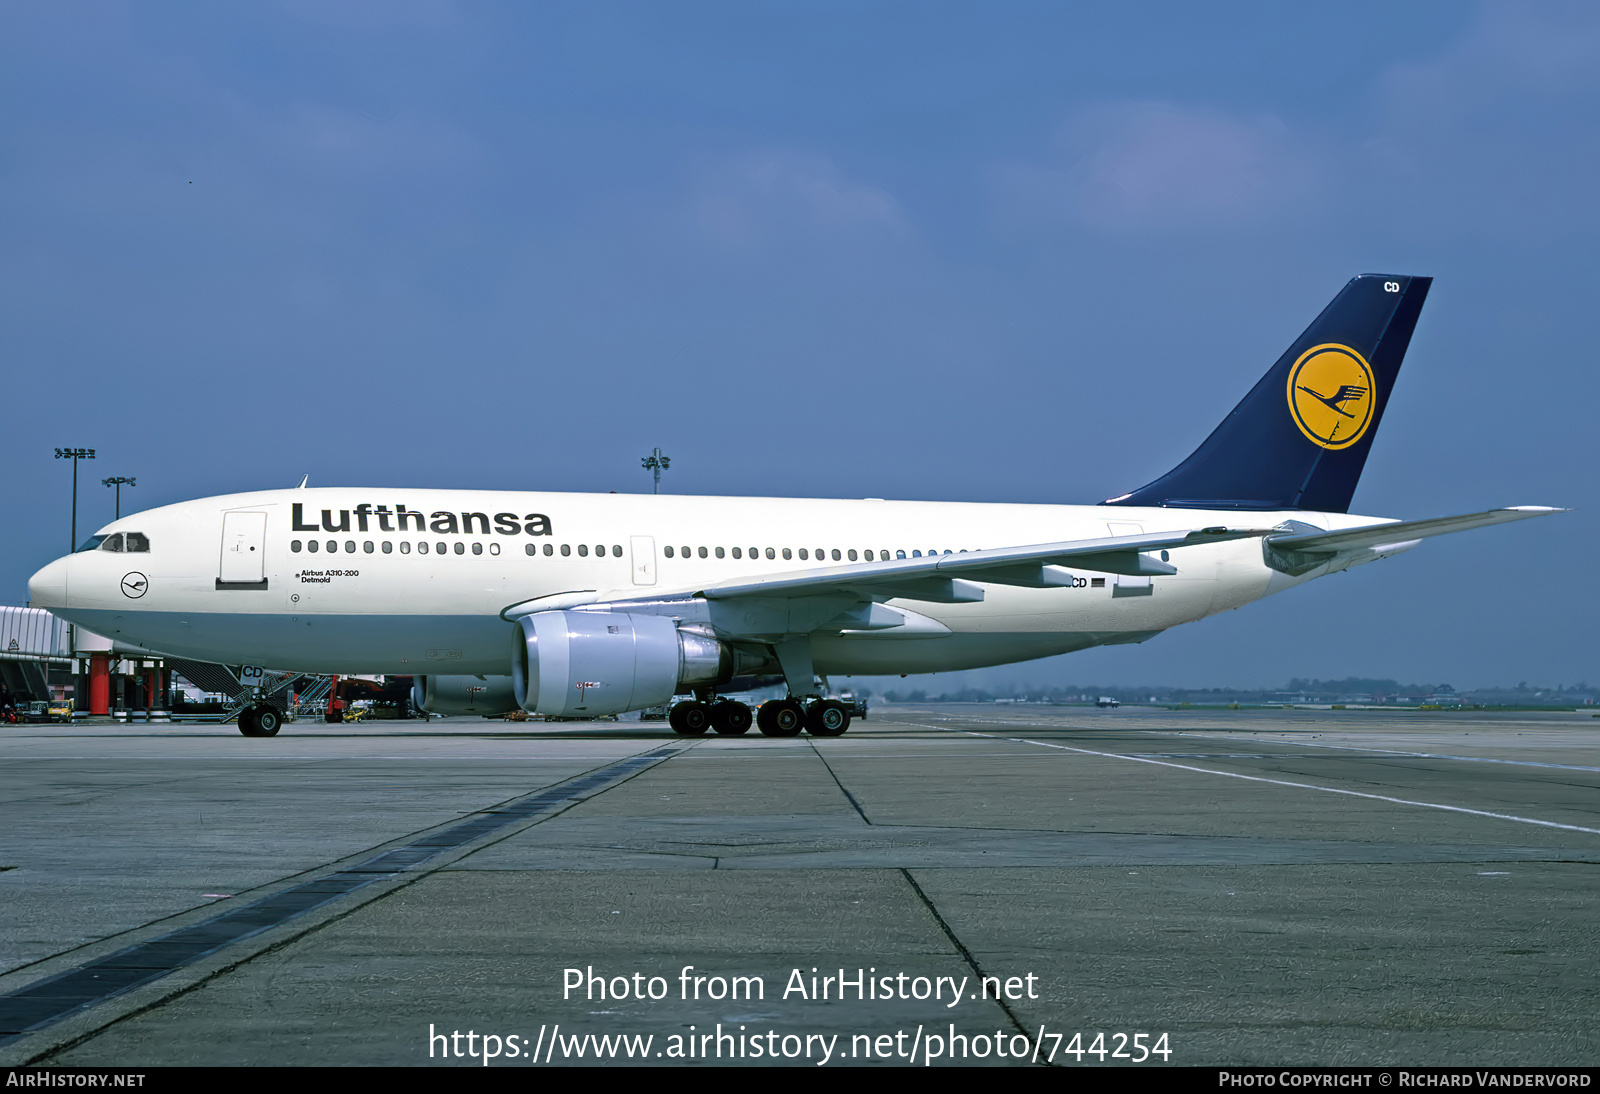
[[102, 476, 136, 520], [641, 447, 671, 494], [54, 448, 96, 552]]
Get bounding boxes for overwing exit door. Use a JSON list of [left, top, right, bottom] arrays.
[[630, 535, 657, 586]]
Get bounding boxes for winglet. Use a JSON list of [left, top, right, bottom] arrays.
[[296, 475, 309, 489]]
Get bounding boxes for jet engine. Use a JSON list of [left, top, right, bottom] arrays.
[[413, 674, 518, 717], [510, 610, 760, 717]]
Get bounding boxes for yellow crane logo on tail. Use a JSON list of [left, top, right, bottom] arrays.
[[1287, 343, 1376, 450]]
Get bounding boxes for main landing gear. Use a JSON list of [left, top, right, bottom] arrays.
[[669, 698, 754, 737], [669, 697, 849, 738], [755, 697, 851, 738], [237, 703, 283, 737]]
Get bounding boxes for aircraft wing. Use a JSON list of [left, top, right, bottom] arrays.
[[498, 525, 1271, 623], [1265, 506, 1564, 555], [693, 525, 1269, 604]]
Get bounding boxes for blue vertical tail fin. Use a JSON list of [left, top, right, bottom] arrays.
[[1104, 273, 1431, 514]]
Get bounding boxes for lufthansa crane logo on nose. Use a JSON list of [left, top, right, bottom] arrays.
[[120, 572, 148, 599], [1287, 343, 1376, 450]]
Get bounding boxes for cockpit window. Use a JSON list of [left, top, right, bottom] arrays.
[[88, 532, 150, 553]]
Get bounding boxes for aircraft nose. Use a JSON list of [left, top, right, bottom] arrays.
[[28, 555, 69, 610]]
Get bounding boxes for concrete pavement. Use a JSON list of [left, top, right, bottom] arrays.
[[2, 706, 1596, 1066]]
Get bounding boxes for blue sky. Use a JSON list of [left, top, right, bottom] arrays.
[[3, 1, 1594, 689]]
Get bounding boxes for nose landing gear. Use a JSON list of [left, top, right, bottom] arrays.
[[238, 704, 282, 737]]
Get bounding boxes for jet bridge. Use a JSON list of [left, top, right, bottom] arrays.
[[0, 605, 72, 703]]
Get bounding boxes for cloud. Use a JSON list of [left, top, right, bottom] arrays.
[[690, 149, 911, 251], [995, 102, 1316, 233], [255, 100, 489, 184], [1363, 0, 1600, 237], [1383, 0, 1600, 111]]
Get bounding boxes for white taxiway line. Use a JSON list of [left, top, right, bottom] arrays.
[[904, 722, 1600, 838], [1168, 731, 1600, 773]]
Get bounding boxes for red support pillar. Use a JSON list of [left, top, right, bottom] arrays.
[[89, 653, 111, 715]]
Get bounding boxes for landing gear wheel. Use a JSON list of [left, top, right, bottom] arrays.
[[238, 704, 282, 737], [806, 699, 851, 737], [711, 701, 753, 736], [758, 699, 805, 738], [669, 700, 711, 736]]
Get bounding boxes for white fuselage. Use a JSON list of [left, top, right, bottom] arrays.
[[27, 488, 1382, 677]]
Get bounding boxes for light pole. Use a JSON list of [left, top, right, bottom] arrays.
[[102, 476, 136, 519], [55, 448, 96, 551], [641, 448, 671, 494]]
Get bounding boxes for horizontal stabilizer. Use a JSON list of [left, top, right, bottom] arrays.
[[1267, 507, 1565, 556]]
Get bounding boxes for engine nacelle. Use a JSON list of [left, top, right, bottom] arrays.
[[413, 674, 517, 716], [510, 611, 746, 717]]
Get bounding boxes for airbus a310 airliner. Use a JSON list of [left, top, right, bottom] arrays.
[[29, 274, 1560, 737]]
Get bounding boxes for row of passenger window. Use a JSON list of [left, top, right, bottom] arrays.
[[663, 545, 956, 562], [290, 539, 503, 556], [287, 540, 963, 564], [523, 544, 625, 557], [288, 539, 628, 557]]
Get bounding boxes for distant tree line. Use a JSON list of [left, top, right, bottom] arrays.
[[871, 678, 1595, 706]]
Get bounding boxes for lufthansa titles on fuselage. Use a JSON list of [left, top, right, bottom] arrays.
[[290, 503, 553, 537]]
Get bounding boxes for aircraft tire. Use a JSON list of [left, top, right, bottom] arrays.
[[238, 705, 281, 737], [758, 699, 805, 738], [253, 705, 282, 737], [669, 701, 710, 736], [806, 700, 850, 737], [711, 701, 753, 736]]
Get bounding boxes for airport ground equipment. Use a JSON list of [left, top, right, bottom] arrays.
[[836, 694, 869, 720], [169, 658, 339, 737], [290, 675, 335, 720]]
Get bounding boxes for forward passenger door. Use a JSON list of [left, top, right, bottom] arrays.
[[218, 511, 268, 588]]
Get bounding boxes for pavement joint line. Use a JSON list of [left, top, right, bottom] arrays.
[[915, 723, 1600, 838], [1168, 730, 1600, 773], [0, 743, 689, 1057], [897, 868, 1039, 1064], [806, 739, 873, 824], [810, 727, 1045, 1062]]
